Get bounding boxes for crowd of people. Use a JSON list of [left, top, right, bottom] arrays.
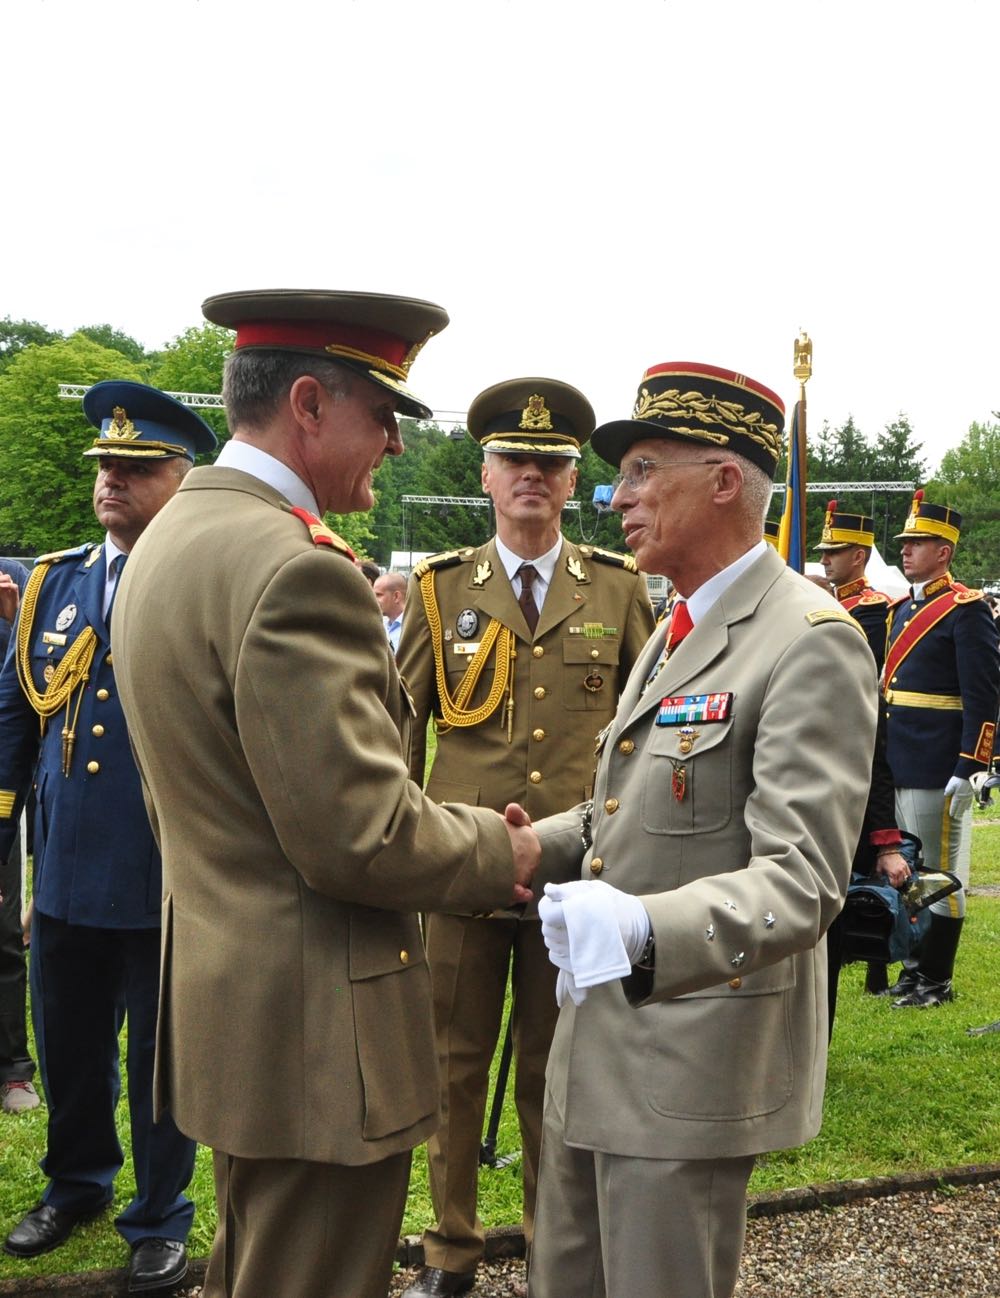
[[0, 291, 997, 1298]]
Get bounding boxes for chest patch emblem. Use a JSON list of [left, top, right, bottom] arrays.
[[456, 608, 479, 639], [55, 604, 77, 632]]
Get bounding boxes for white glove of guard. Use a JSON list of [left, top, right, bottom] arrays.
[[944, 775, 974, 818], [539, 880, 652, 1007]]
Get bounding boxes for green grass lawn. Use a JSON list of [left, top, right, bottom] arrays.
[[2, 823, 999, 1281]]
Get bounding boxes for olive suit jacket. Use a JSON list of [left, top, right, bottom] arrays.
[[536, 548, 878, 1160], [112, 467, 515, 1165]]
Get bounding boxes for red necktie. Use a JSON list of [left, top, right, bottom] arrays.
[[667, 599, 693, 653]]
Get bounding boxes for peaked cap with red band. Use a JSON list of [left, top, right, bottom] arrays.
[[202, 288, 449, 420], [591, 361, 785, 478]]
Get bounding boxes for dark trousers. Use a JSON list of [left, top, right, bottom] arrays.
[[0, 834, 34, 1083], [30, 911, 197, 1244]]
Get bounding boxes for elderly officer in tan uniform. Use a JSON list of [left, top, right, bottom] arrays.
[[111, 290, 539, 1298], [529, 361, 878, 1298], [397, 378, 654, 1298]]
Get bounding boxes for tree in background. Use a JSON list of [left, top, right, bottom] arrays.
[[932, 420, 1000, 586], [77, 324, 148, 367], [0, 318, 61, 372], [0, 334, 146, 552], [150, 323, 233, 452]]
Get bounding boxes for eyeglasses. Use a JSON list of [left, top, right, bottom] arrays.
[[611, 458, 725, 493]]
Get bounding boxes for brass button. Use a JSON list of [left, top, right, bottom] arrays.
[[105, 653, 113, 666], [529, 771, 543, 785], [92, 725, 105, 737], [532, 729, 545, 742], [618, 739, 635, 754], [46, 646, 54, 655], [891, 676, 898, 684], [590, 648, 600, 659], [532, 645, 544, 658], [534, 686, 546, 700], [96, 688, 110, 701], [86, 761, 100, 774], [728, 977, 742, 990], [590, 857, 604, 875], [399, 950, 409, 965], [604, 797, 619, 814]]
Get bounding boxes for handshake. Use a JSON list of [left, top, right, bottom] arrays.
[[501, 802, 540, 907]]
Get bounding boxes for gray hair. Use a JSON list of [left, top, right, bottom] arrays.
[[223, 350, 356, 432]]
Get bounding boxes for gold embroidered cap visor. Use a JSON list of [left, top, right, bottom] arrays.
[[894, 489, 961, 547], [202, 289, 449, 420], [591, 361, 786, 478], [467, 376, 595, 459], [81, 380, 218, 461], [814, 500, 875, 550]]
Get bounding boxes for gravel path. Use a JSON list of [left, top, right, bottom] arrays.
[[388, 1181, 1000, 1297]]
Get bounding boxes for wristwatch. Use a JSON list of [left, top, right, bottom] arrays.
[[635, 932, 656, 970]]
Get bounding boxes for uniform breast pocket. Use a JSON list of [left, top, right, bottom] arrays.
[[641, 719, 734, 834], [31, 640, 68, 689], [562, 638, 621, 711]]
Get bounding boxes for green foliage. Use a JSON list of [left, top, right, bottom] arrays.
[[0, 318, 62, 372], [931, 421, 1000, 585], [150, 324, 234, 454], [76, 324, 148, 367], [0, 334, 147, 552], [774, 413, 930, 556]]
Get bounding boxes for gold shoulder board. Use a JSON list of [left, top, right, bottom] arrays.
[[33, 544, 96, 566], [412, 550, 466, 580], [858, 591, 889, 605], [805, 608, 866, 635], [954, 589, 983, 604], [590, 547, 638, 573]]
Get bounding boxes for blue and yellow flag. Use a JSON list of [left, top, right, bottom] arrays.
[[777, 397, 807, 572]]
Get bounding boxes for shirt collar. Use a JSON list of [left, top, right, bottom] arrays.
[[494, 535, 563, 590], [685, 540, 768, 625], [216, 440, 320, 516]]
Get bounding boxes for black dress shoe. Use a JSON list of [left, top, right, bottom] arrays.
[[891, 976, 954, 1009], [4, 1201, 104, 1258], [128, 1237, 188, 1293], [401, 1265, 478, 1296]]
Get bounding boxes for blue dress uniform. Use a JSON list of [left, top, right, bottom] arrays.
[[0, 383, 214, 1277], [883, 491, 999, 1008]]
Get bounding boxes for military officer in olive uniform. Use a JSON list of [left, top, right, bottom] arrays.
[[883, 491, 999, 1007], [397, 378, 655, 1298], [0, 383, 215, 1293]]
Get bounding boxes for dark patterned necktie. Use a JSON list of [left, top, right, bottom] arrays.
[[106, 553, 127, 626], [517, 563, 540, 634]]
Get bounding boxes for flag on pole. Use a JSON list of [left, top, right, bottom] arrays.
[[778, 332, 811, 572], [777, 398, 807, 572]]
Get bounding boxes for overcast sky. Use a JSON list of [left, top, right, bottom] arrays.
[[5, 0, 997, 474]]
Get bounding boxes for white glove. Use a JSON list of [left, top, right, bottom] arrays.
[[944, 775, 974, 818], [538, 890, 572, 972], [541, 880, 651, 987]]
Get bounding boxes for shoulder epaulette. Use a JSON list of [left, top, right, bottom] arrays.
[[412, 549, 468, 579], [586, 546, 638, 573], [33, 543, 96, 566], [954, 588, 984, 604], [858, 590, 890, 606], [288, 507, 356, 560], [805, 608, 866, 635]]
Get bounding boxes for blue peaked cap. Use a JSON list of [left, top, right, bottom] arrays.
[[82, 381, 217, 462]]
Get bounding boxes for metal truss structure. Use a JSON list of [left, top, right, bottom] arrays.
[[58, 384, 225, 409]]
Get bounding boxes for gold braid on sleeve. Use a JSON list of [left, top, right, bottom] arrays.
[[418, 569, 513, 731], [15, 563, 98, 773]]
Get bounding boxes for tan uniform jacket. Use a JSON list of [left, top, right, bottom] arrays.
[[536, 548, 877, 1159], [112, 468, 514, 1165], [398, 538, 655, 821]]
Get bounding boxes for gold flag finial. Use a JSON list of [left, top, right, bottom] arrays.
[[793, 330, 812, 387]]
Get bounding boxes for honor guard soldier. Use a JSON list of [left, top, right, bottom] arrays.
[[814, 501, 907, 1004], [883, 491, 999, 1007], [397, 377, 655, 1298], [815, 500, 893, 667], [0, 383, 215, 1292]]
